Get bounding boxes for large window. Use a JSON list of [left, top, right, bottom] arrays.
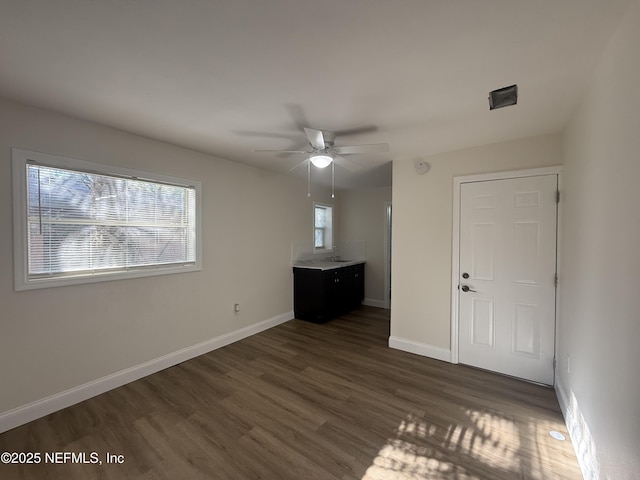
[[12, 149, 202, 290], [314, 202, 333, 252]]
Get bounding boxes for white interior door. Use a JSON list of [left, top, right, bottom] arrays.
[[458, 175, 558, 385]]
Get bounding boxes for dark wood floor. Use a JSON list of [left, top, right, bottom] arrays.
[[0, 306, 582, 480]]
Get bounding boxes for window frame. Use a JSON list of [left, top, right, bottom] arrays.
[[313, 202, 334, 254], [12, 148, 203, 291]]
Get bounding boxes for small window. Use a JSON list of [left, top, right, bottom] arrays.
[[12, 149, 202, 290], [314, 203, 333, 252]]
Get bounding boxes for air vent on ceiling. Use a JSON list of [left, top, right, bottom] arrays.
[[489, 84, 518, 110]]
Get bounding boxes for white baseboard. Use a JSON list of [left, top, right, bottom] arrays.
[[555, 377, 599, 480], [0, 311, 293, 434], [363, 298, 387, 309], [388, 336, 451, 363]]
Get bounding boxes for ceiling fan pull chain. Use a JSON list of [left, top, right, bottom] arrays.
[[331, 160, 335, 199], [307, 159, 311, 197]]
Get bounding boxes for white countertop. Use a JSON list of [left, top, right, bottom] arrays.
[[292, 259, 365, 271]]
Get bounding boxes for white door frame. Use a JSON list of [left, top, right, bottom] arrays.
[[384, 201, 392, 310], [450, 166, 562, 366]]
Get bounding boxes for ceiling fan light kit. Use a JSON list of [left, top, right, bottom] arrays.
[[309, 153, 333, 168]]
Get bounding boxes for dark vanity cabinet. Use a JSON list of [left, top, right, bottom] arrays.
[[293, 263, 365, 322]]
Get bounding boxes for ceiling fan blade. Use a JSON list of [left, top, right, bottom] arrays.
[[333, 155, 364, 172], [304, 128, 325, 150], [253, 149, 308, 153], [333, 125, 378, 137], [333, 143, 390, 155], [284, 103, 310, 131], [289, 158, 309, 172], [234, 130, 300, 141]]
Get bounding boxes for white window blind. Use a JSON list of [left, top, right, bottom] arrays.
[[26, 163, 196, 278], [12, 148, 202, 290], [314, 203, 333, 251], [314, 205, 327, 248]]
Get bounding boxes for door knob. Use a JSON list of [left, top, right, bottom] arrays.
[[461, 285, 477, 293]]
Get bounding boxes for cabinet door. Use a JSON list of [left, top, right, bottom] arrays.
[[352, 263, 365, 304], [338, 267, 353, 312], [293, 268, 324, 320], [323, 269, 342, 316]]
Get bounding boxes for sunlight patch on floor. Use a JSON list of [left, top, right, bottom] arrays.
[[360, 410, 551, 480], [362, 439, 457, 479]]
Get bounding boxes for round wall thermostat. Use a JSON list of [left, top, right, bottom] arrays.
[[415, 161, 430, 174]]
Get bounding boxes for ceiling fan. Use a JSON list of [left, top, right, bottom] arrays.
[[253, 127, 390, 172]]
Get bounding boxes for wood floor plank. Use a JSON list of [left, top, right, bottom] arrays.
[[0, 306, 582, 480]]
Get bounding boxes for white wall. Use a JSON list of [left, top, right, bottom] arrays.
[[390, 133, 562, 359], [337, 186, 392, 307], [0, 98, 333, 427], [557, 1, 640, 478]]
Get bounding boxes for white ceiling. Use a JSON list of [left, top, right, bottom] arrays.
[[0, 0, 631, 189]]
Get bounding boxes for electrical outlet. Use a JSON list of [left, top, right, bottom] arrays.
[[234, 303, 240, 313]]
